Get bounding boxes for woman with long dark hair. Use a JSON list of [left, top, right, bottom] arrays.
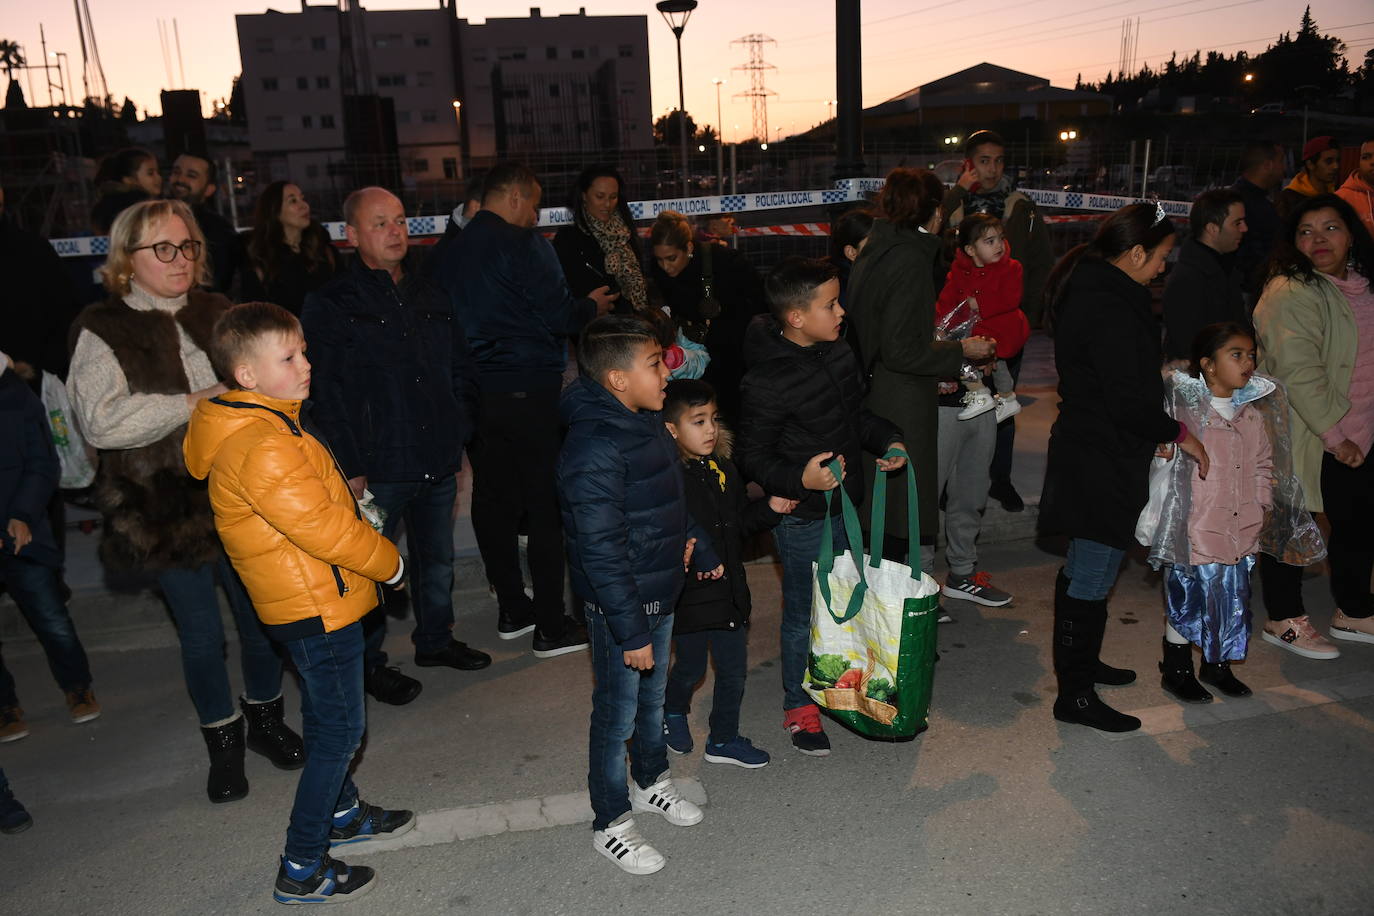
[[1252, 193, 1374, 656], [242, 182, 339, 315], [91, 147, 161, 233], [1039, 202, 1209, 733], [844, 168, 996, 578], [553, 164, 647, 309]]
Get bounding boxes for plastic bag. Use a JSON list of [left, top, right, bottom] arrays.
[[935, 297, 981, 341], [41, 371, 96, 489]]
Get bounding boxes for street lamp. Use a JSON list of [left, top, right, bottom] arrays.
[[451, 99, 465, 180], [1059, 129, 1077, 141], [657, 0, 698, 197], [1244, 73, 1254, 82], [712, 77, 726, 194]]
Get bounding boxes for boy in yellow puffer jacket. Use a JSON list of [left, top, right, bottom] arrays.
[[184, 302, 412, 905]]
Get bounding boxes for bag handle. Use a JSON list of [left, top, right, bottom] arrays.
[[817, 456, 870, 623], [867, 447, 920, 578]]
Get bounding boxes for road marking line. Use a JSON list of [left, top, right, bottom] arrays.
[[1099, 671, 1374, 740], [341, 778, 709, 856]]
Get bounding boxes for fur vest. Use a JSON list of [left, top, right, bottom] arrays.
[[72, 291, 232, 571]]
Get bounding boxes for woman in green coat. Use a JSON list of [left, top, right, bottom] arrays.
[[844, 168, 996, 568]]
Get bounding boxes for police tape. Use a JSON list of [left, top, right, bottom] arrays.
[[45, 179, 1193, 258]]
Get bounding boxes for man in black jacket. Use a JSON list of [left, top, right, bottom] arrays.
[[167, 153, 244, 296], [303, 187, 488, 706], [1162, 189, 1249, 362], [434, 163, 615, 658], [1232, 141, 1285, 302]]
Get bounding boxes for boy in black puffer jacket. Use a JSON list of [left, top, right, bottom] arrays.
[[661, 380, 797, 770], [558, 315, 723, 877], [737, 258, 906, 758]]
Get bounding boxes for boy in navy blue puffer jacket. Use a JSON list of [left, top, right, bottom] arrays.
[[557, 315, 723, 877]]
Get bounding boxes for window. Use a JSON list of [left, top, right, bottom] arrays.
[[412, 158, 429, 174], [316, 75, 330, 89], [442, 157, 458, 179], [417, 70, 434, 88], [377, 73, 407, 88], [302, 114, 313, 128], [549, 84, 560, 98], [618, 44, 633, 58], [373, 34, 402, 48], [265, 115, 284, 131], [321, 113, 336, 128], [255, 37, 274, 54], [261, 77, 279, 91], [296, 76, 309, 90], [420, 109, 438, 123], [311, 36, 326, 51], [305, 164, 320, 178], [546, 46, 557, 60], [414, 34, 431, 48], [571, 48, 585, 60], [396, 110, 412, 124]]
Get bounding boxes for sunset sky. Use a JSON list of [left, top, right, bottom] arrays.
[[2, 0, 1371, 140]]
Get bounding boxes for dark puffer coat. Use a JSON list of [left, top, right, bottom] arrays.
[[558, 376, 721, 651], [736, 315, 902, 522], [302, 255, 479, 483], [0, 367, 61, 568], [1039, 258, 1182, 549], [675, 444, 782, 634]]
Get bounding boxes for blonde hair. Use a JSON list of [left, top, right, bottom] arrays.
[[100, 198, 212, 296], [649, 210, 693, 250], [211, 301, 303, 386]]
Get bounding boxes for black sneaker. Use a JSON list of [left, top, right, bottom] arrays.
[[497, 600, 536, 641], [989, 479, 1025, 513], [330, 800, 417, 847], [364, 666, 423, 706], [783, 704, 831, 757], [942, 572, 1013, 607], [0, 786, 32, 834], [532, 619, 590, 659], [273, 854, 376, 904], [414, 639, 492, 671]]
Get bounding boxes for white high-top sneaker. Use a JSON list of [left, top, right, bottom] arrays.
[[957, 388, 996, 421], [993, 395, 1022, 423]]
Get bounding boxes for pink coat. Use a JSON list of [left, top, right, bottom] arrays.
[[1187, 401, 1274, 566]]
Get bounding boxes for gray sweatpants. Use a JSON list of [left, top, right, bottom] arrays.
[[920, 405, 997, 577]]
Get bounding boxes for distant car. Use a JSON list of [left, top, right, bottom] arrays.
[[1250, 102, 1285, 115]]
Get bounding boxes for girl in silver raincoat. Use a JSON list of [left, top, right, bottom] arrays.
[[1137, 322, 1326, 701]]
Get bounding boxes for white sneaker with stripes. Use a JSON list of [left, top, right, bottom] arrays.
[[593, 815, 665, 875], [630, 774, 704, 827]]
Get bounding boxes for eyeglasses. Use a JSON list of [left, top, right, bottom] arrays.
[[128, 240, 203, 263]]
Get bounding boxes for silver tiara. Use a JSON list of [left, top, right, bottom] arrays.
[[1152, 200, 1167, 226]]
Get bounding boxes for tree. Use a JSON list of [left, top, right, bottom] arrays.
[[5, 79, 25, 109], [654, 110, 698, 146], [0, 39, 24, 85], [119, 96, 138, 122], [227, 74, 246, 125]]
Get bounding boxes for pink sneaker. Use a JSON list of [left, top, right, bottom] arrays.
[[1262, 615, 1340, 659], [1330, 608, 1374, 645]]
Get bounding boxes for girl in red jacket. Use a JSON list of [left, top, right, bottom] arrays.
[[936, 214, 1031, 421]]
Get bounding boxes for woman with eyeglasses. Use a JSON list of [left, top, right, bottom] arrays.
[[67, 199, 302, 803]]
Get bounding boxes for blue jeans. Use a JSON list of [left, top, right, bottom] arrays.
[[157, 553, 283, 725], [587, 610, 674, 831], [774, 513, 848, 711], [664, 627, 749, 745], [282, 622, 365, 863], [365, 476, 458, 667], [0, 554, 92, 708], [1064, 538, 1127, 601]]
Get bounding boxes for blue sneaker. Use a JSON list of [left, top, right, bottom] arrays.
[[0, 787, 33, 834], [663, 714, 692, 755], [703, 736, 770, 769], [273, 854, 376, 904], [329, 800, 416, 846]]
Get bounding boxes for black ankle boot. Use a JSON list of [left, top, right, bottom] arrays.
[[241, 696, 306, 770], [1055, 570, 1136, 687], [1198, 661, 1252, 697], [200, 718, 249, 803], [1052, 576, 1141, 733], [1159, 640, 1213, 703]]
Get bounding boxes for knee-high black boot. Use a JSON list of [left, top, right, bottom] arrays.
[[1055, 569, 1137, 686], [1052, 581, 1141, 733], [201, 717, 249, 803]]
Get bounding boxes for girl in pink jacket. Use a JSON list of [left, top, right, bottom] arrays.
[[1139, 322, 1325, 702]]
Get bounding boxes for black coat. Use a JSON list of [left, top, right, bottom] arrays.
[[737, 315, 902, 522], [675, 453, 781, 634], [301, 256, 479, 483], [0, 216, 84, 381], [557, 377, 721, 651], [194, 204, 245, 296], [0, 368, 61, 568], [241, 239, 339, 316], [91, 187, 152, 234], [552, 220, 642, 301], [1039, 259, 1180, 549], [1161, 239, 1249, 360], [1233, 177, 1280, 299], [650, 243, 765, 421]]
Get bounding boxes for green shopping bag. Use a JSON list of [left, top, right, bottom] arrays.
[[804, 448, 941, 738]]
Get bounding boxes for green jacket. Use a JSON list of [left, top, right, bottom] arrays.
[[845, 219, 964, 537], [942, 186, 1054, 327], [1252, 273, 1357, 512]]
